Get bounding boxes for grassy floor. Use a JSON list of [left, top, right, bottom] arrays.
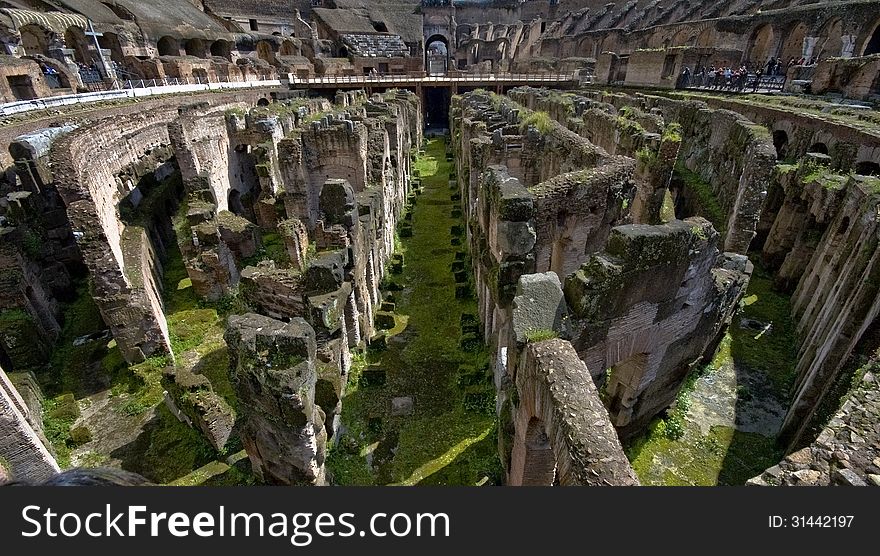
[[327, 138, 502, 486]]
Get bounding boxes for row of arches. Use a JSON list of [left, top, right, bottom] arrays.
[[746, 17, 880, 67], [157, 36, 300, 64], [770, 129, 880, 176]]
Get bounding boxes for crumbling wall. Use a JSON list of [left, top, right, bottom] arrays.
[[225, 313, 326, 486], [509, 338, 639, 486], [0, 366, 59, 482], [564, 219, 750, 435], [779, 175, 880, 445], [749, 368, 880, 487], [49, 110, 179, 363]]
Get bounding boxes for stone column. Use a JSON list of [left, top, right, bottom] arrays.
[[841, 35, 857, 58], [802, 37, 819, 61], [225, 313, 327, 486]]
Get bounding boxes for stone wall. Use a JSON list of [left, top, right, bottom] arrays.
[[48, 109, 181, 364], [453, 88, 751, 471], [749, 366, 880, 487], [509, 87, 777, 254], [509, 338, 638, 485], [564, 220, 750, 435], [225, 313, 326, 486], [0, 366, 59, 482], [808, 54, 880, 101]]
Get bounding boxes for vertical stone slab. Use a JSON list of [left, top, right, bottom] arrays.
[[225, 313, 327, 486], [0, 367, 59, 482]]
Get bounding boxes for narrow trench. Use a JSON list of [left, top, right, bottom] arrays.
[[328, 137, 502, 486]]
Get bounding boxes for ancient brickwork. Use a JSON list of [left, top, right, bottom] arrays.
[[510, 338, 639, 486], [564, 220, 750, 435], [225, 313, 326, 486], [0, 366, 59, 482]]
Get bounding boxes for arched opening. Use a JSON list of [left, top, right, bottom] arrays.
[[210, 40, 232, 60], [256, 41, 276, 64], [183, 38, 206, 58], [696, 28, 713, 48], [98, 32, 125, 64], [605, 353, 648, 427], [0, 343, 13, 372], [779, 22, 808, 63], [518, 417, 556, 485], [816, 18, 844, 60], [808, 142, 829, 154], [19, 25, 50, 57], [671, 28, 695, 47], [425, 34, 449, 75], [279, 40, 296, 56], [747, 24, 776, 67], [256, 97, 270, 107], [773, 130, 789, 160], [863, 21, 880, 55], [64, 27, 92, 64], [855, 161, 880, 176], [157, 36, 179, 56]]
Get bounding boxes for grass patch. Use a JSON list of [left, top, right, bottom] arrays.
[[328, 138, 500, 485], [730, 258, 798, 397], [525, 329, 558, 343]]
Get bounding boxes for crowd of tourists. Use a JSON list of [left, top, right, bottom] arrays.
[[676, 55, 814, 91]]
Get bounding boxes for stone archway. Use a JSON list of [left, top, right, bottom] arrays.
[[862, 19, 880, 55], [98, 32, 125, 64], [507, 339, 639, 486], [816, 18, 844, 61], [696, 27, 714, 48], [511, 417, 556, 485], [780, 22, 808, 62], [747, 24, 776, 67], [157, 36, 178, 56], [210, 40, 232, 60], [19, 24, 50, 57], [425, 34, 449, 75], [671, 28, 695, 47], [280, 40, 297, 57], [256, 40, 276, 64], [183, 38, 207, 58]]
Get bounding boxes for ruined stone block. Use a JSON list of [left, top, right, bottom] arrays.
[[217, 210, 261, 261], [225, 313, 326, 486], [162, 366, 235, 452], [391, 396, 414, 416], [304, 250, 346, 294]]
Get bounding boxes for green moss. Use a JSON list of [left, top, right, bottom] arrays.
[[674, 163, 726, 234], [520, 110, 554, 135], [525, 329, 559, 343], [42, 393, 81, 467], [662, 122, 682, 143], [114, 404, 217, 484]]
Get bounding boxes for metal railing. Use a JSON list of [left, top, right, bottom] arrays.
[[0, 76, 282, 117], [287, 71, 579, 86], [683, 74, 787, 93]]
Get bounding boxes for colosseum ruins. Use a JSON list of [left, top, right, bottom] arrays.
[[0, 0, 878, 487]]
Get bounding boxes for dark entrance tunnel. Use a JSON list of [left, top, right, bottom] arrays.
[[424, 87, 451, 130]]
